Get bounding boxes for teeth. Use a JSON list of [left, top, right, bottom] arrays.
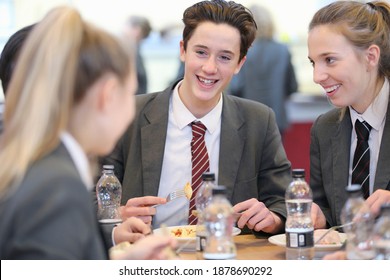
[[325, 85, 340, 92], [199, 77, 215, 85]]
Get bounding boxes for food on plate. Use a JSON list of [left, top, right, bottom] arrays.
[[155, 225, 240, 241], [170, 226, 196, 238], [314, 229, 342, 245]]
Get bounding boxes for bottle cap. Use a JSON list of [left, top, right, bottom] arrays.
[[345, 184, 362, 193], [202, 172, 215, 181], [103, 165, 114, 170], [292, 169, 305, 178], [212, 185, 227, 195]]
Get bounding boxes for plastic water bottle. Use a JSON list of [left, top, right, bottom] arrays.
[[203, 185, 236, 260], [285, 169, 314, 260], [96, 165, 122, 224], [195, 172, 215, 259], [373, 203, 390, 260], [340, 184, 375, 259]]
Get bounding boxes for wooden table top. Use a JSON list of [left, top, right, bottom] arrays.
[[179, 234, 286, 260]]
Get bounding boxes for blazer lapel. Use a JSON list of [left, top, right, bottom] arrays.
[[218, 96, 245, 199], [374, 100, 390, 190], [141, 89, 171, 196], [331, 112, 352, 223]]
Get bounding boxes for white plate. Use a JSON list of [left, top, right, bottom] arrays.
[[268, 232, 347, 251], [153, 225, 241, 251]]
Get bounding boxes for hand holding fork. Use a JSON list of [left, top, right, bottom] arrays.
[[151, 182, 192, 208]]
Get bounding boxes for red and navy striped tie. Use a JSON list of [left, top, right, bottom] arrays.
[[188, 121, 209, 225]]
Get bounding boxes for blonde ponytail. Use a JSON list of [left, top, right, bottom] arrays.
[[0, 6, 132, 199]]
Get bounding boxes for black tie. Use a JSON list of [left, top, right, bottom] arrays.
[[352, 120, 372, 199]]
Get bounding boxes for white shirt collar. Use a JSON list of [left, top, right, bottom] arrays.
[[349, 78, 389, 130], [172, 81, 223, 133], [60, 132, 94, 190]]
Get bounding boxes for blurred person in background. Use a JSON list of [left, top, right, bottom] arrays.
[[0, 24, 35, 96], [0, 24, 35, 133], [308, 1, 390, 231], [0, 6, 174, 260], [227, 4, 298, 138], [100, 0, 291, 235], [123, 15, 152, 95]]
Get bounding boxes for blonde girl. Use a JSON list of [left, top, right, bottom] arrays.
[[0, 6, 173, 259], [308, 1, 390, 229]]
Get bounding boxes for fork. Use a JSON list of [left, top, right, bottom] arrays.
[[314, 221, 354, 244], [151, 188, 186, 208]]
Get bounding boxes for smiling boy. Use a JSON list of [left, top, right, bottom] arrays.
[[100, 0, 291, 235]]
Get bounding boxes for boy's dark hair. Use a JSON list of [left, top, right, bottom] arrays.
[[182, 0, 257, 62], [0, 24, 35, 95]]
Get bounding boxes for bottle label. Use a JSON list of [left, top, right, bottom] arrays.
[[286, 231, 314, 248], [196, 235, 207, 252]]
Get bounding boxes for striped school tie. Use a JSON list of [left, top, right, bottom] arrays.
[[352, 120, 372, 199], [188, 121, 209, 224]]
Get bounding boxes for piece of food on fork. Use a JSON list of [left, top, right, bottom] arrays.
[[151, 182, 192, 208], [184, 182, 192, 200]]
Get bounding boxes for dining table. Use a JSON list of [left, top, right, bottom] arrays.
[[178, 233, 286, 260]]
